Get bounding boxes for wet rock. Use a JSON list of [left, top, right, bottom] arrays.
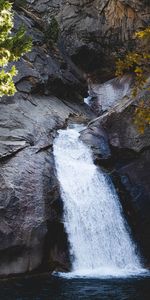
[[111, 149, 150, 263], [0, 92, 93, 276], [80, 124, 111, 160], [0, 0, 150, 277], [89, 87, 150, 264], [87, 76, 133, 115]]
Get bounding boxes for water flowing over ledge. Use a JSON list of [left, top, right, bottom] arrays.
[[53, 125, 146, 278]]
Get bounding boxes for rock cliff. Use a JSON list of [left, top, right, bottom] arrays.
[[0, 0, 150, 276], [0, 2, 94, 276], [81, 81, 150, 264], [21, 0, 150, 78]]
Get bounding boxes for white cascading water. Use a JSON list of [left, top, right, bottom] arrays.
[[53, 125, 145, 277]]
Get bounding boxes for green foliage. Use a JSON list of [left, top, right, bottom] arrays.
[[44, 17, 59, 45], [116, 27, 150, 133], [134, 101, 150, 134], [116, 27, 150, 97], [0, 0, 32, 97]]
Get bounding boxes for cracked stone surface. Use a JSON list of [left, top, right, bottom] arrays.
[[0, 0, 150, 276]]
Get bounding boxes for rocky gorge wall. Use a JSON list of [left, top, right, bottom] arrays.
[[80, 80, 150, 265], [0, 0, 150, 276], [0, 1, 94, 276], [20, 0, 150, 79], [0, 93, 93, 276]]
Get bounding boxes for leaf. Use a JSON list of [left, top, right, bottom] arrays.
[[0, 0, 32, 97]]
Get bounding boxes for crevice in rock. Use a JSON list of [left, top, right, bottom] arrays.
[[42, 220, 71, 273], [0, 145, 29, 162]]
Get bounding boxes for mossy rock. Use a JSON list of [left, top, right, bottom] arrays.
[[44, 17, 59, 45]]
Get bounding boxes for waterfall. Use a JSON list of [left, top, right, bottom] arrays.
[[53, 126, 144, 277]]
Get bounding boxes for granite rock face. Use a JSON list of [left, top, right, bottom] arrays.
[[114, 149, 150, 264], [80, 124, 111, 160], [103, 98, 150, 263], [83, 86, 150, 264], [12, 10, 87, 101], [25, 0, 150, 76], [86, 75, 133, 115], [0, 92, 92, 276], [0, 2, 95, 277], [0, 0, 150, 277]]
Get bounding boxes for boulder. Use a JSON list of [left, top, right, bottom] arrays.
[[86, 75, 133, 115], [80, 123, 111, 160]]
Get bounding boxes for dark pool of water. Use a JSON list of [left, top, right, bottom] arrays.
[[0, 274, 150, 300]]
